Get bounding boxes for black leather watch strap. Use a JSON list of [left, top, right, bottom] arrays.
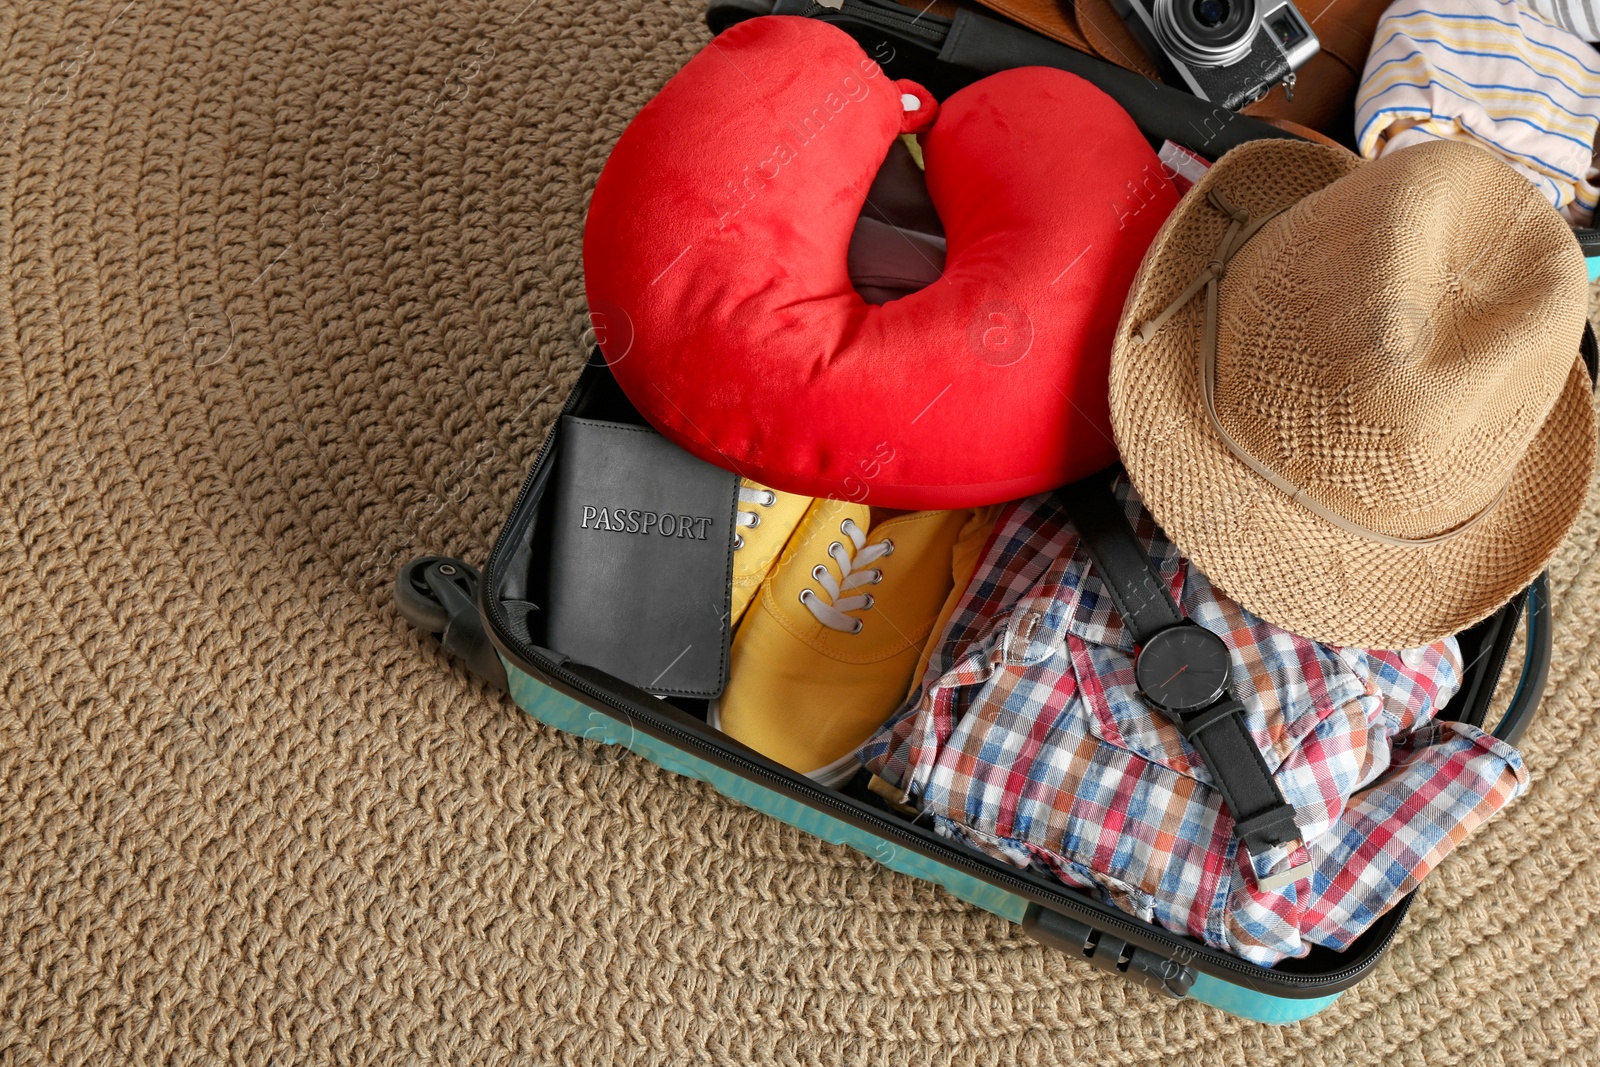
[[1176, 699, 1300, 854], [1061, 472, 1303, 863], [1058, 476, 1182, 646]]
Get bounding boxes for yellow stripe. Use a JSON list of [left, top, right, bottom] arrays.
[[1360, 57, 1598, 146], [1386, 8, 1598, 79], [1380, 10, 1600, 93], [1376, 10, 1600, 97], [1409, 117, 1584, 205], [1368, 119, 1589, 208]]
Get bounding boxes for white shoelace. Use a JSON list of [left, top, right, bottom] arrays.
[[734, 485, 776, 550], [800, 517, 893, 634]]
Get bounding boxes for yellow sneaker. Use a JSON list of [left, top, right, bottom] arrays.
[[729, 479, 812, 629], [712, 500, 987, 785], [909, 504, 1004, 688]]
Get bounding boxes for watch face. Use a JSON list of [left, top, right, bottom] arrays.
[[1134, 624, 1233, 713]]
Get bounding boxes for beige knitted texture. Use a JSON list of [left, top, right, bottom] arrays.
[[1213, 141, 1585, 539], [1, 2, 1599, 1064], [1111, 138, 1597, 648]]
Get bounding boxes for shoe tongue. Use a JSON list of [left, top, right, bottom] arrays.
[[867, 507, 908, 532]]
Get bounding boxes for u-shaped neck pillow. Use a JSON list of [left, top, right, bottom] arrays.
[[583, 16, 1178, 508]]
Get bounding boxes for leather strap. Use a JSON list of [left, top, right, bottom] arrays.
[[973, 0, 1379, 134], [1058, 476, 1180, 645], [801, 0, 1301, 155], [1060, 473, 1301, 859], [1177, 699, 1300, 853]]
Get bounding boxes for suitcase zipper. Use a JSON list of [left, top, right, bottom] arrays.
[[479, 565, 1402, 992], [479, 357, 1404, 995], [501, 638, 1406, 991]]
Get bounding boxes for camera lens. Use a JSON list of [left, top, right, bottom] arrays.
[[1153, 0, 1257, 66]]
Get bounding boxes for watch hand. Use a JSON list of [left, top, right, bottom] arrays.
[[1159, 663, 1189, 688]]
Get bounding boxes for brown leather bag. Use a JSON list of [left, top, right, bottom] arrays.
[[966, 0, 1392, 135]]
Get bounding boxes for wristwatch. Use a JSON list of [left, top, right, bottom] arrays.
[[1062, 475, 1311, 893]]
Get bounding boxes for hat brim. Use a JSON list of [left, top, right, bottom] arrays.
[[1109, 139, 1597, 649]]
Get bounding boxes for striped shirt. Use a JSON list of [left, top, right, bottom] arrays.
[[1523, 0, 1600, 42], [1356, 0, 1600, 222]]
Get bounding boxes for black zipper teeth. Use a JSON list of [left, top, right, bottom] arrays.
[[484, 451, 1398, 992], [496, 637, 1404, 989]]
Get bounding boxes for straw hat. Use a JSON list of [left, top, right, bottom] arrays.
[[1109, 138, 1596, 649]]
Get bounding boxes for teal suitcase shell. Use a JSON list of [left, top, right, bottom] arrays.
[[397, 0, 1580, 1021], [395, 352, 1558, 1024]]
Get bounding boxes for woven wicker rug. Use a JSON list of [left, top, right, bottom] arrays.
[[2, 1, 1598, 1062]]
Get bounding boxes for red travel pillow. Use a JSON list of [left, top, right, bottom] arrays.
[[583, 16, 1178, 508]]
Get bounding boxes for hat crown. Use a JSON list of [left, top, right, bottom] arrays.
[[1212, 141, 1588, 541]]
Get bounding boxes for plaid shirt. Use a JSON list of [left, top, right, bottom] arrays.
[[861, 478, 1527, 966]]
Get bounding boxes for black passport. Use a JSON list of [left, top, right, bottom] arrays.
[[544, 416, 740, 697]]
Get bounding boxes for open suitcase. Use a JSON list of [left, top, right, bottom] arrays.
[[395, 0, 1594, 1022]]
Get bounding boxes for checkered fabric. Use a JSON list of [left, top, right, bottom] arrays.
[[860, 476, 1528, 966]]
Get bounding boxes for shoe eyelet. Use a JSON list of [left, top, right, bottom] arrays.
[[760, 490, 776, 507], [734, 534, 744, 550], [840, 518, 859, 537], [870, 569, 884, 584], [799, 589, 817, 607], [747, 513, 761, 529], [862, 594, 875, 610], [827, 540, 842, 557], [850, 618, 864, 634], [812, 564, 829, 582], [879, 539, 895, 556]]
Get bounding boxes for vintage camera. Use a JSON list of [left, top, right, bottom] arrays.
[[1112, 0, 1320, 111]]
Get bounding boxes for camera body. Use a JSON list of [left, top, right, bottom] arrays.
[[1112, 0, 1319, 111]]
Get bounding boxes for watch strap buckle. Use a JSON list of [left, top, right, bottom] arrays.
[[1250, 843, 1313, 893], [1176, 698, 1305, 859]]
